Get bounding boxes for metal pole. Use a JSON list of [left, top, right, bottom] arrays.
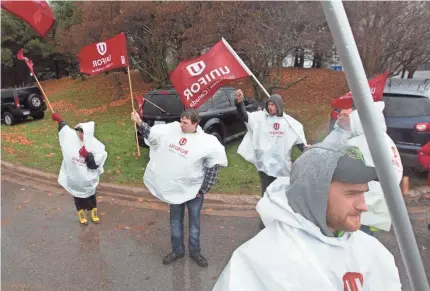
[[321, 2, 429, 291]]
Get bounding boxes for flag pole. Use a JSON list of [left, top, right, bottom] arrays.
[[127, 66, 141, 157], [221, 38, 270, 98], [321, 2, 429, 291], [221, 38, 307, 145], [32, 73, 54, 113]]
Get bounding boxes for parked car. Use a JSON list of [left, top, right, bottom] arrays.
[[1, 86, 47, 126], [328, 78, 430, 169], [136, 86, 264, 147]]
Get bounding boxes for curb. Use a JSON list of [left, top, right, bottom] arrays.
[[1, 161, 260, 214]]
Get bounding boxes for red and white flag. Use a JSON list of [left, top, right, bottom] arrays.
[[78, 33, 129, 75], [331, 70, 390, 109], [1, 1, 55, 38], [170, 38, 250, 108], [16, 48, 35, 75]]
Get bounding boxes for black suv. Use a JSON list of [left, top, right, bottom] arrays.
[[329, 78, 430, 169], [137, 86, 263, 147], [1, 86, 47, 125]]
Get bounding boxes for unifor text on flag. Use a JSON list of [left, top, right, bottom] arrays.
[[331, 70, 390, 109], [78, 33, 129, 75], [170, 39, 250, 109]]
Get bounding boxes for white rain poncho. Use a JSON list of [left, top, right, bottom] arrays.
[[324, 102, 403, 231], [238, 95, 306, 177], [144, 122, 228, 204], [213, 144, 401, 291], [58, 121, 107, 198]]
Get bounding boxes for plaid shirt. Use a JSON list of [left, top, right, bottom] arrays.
[[139, 122, 220, 195], [199, 164, 220, 195], [138, 122, 151, 139]]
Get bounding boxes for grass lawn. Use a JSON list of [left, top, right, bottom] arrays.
[[3, 69, 424, 193]]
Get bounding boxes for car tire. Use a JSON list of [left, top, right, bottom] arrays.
[[3, 112, 16, 126], [209, 130, 223, 144], [33, 112, 45, 120], [27, 94, 43, 110]]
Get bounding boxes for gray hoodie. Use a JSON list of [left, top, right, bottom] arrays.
[[283, 142, 376, 237], [265, 94, 284, 117], [213, 142, 400, 290]]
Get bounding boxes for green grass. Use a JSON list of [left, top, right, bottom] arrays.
[[0, 78, 266, 194], [3, 76, 427, 194], [0, 75, 335, 195]]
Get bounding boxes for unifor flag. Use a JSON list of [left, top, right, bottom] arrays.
[[1, 1, 55, 38], [170, 38, 250, 108], [331, 70, 390, 109], [16, 48, 35, 75], [78, 33, 129, 75]]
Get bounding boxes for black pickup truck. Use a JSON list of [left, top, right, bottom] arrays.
[[137, 86, 264, 146], [1, 86, 47, 125]]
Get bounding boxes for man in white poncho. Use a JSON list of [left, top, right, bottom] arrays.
[[131, 108, 227, 268], [213, 143, 401, 291], [51, 113, 107, 225], [324, 101, 403, 235], [234, 90, 307, 196]]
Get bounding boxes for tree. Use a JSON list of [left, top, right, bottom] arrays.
[[345, 1, 430, 78]]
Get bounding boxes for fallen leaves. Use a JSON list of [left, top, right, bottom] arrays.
[[1, 218, 10, 225], [114, 224, 132, 231], [1, 132, 33, 145]]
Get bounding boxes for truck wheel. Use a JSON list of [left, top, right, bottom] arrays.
[[27, 94, 43, 110], [3, 112, 16, 126]]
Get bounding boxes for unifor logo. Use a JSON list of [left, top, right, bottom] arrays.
[[179, 137, 187, 146], [96, 42, 107, 56], [186, 61, 206, 76], [274, 123, 280, 130], [391, 146, 398, 158], [342, 272, 364, 291]]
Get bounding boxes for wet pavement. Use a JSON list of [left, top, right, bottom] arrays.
[[1, 178, 429, 291], [1, 180, 258, 291]]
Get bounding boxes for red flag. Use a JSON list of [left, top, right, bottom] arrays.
[[331, 70, 390, 109], [136, 96, 144, 116], [16, 48, 35, 75], [78, 33, 129, 75], [1, 1, 55, 38], [170, 39, 250, 108]]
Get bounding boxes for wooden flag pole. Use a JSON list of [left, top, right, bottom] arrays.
[[32, 73, 55, 113], [127, 66, 141, 157]]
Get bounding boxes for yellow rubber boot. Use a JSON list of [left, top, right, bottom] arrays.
[[91, 208, 100, 224], [78, 210, 88, 225]]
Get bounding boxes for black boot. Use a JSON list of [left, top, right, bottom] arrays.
[[162, 252, 185, 265], [190, 253, 208, 267]]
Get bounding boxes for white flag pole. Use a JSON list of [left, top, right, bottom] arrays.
[[222, 38, 307, 145], [321, 2, 429, 291], [221, 38, 270, 98]]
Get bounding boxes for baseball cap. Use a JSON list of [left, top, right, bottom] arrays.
[[332, 147, 378, 184]]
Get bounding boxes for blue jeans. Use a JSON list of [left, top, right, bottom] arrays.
[[170, 195, 204, 255]]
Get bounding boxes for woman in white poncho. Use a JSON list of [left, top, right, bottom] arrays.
[[52, 112, 108, 225]]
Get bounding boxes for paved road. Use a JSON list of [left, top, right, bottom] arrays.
[[1, 178, 429, 291]]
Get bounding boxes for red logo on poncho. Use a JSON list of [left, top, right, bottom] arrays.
[[274, 123, 280, 130], [179, 138, 187, 146], [343, 272, 364, 291]]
